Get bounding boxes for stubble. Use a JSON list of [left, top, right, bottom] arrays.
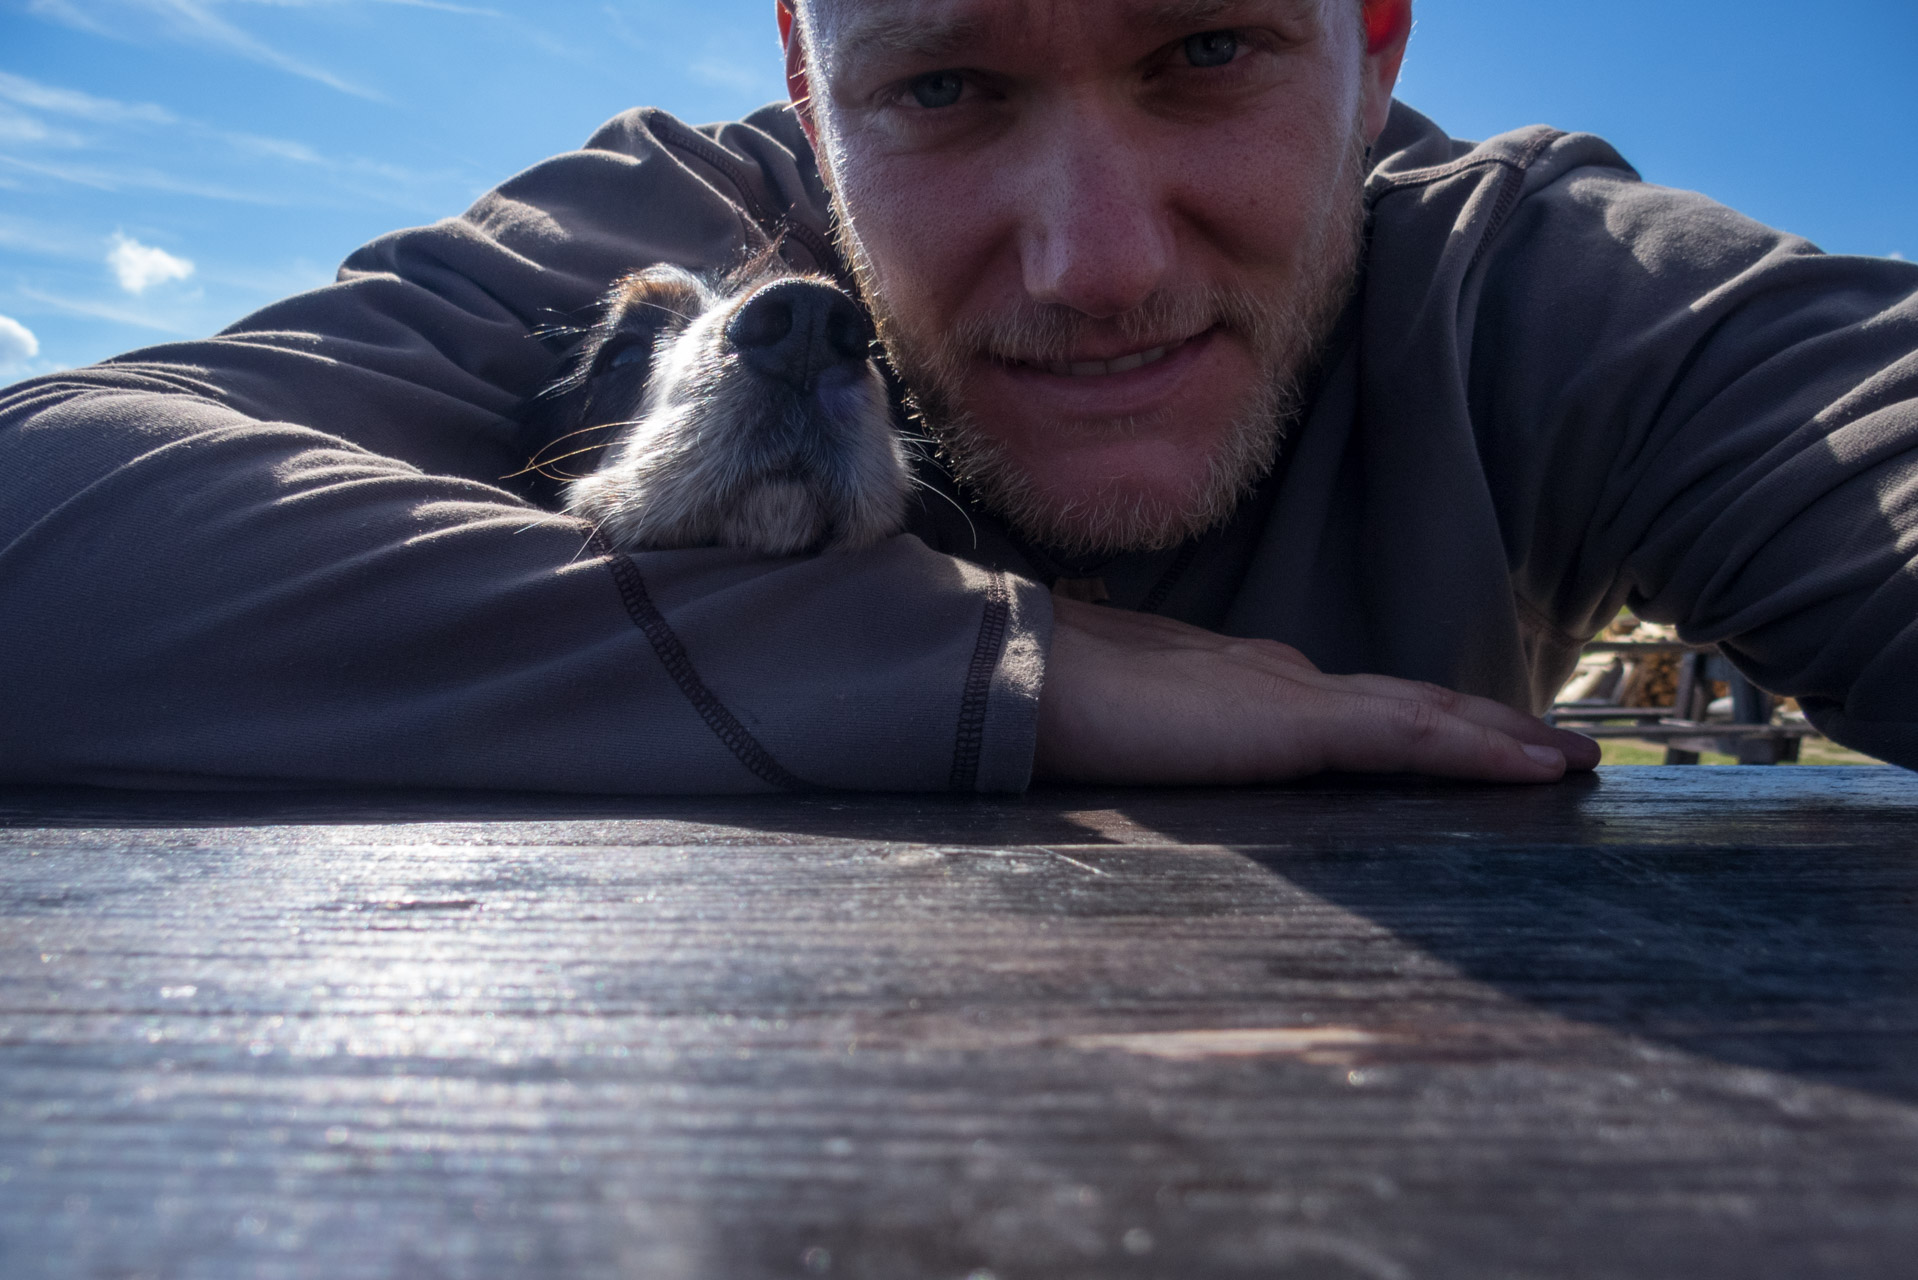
[[829, 127, 1370, 558]]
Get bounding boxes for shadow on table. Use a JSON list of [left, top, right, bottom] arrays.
[[1256, 836, 1918, 1104], [1079, 774, 1918, 1107]]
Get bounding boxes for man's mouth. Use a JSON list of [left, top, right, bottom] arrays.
[[1004, 330, 1209, 378], [1044, 339, 1177, 377]]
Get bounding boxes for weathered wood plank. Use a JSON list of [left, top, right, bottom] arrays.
[[2, 769, 1916, 1279]]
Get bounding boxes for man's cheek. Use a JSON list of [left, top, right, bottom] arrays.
[[836, 153, 1001, 312]]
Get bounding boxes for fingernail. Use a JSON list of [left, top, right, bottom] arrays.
[[1563, 731, 1601, 761], [1523, 744, 1564, 770]]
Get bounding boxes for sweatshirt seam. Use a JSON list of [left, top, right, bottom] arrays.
[[1369, 154, 1519, 200], [591, 532, 813, 792], [1465, 131, 1567, 278], [643, 110, 846, 279], [950, 574, 1013, 792], [1366, 130, 1566, 206], [1511, 589, 1587, 651]]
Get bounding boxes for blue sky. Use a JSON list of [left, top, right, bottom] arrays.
[[1, 0, 1913, 377]]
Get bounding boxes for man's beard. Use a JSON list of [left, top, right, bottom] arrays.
[[828, 132, 1369, 559]]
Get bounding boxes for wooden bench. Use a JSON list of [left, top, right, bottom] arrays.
[[1550, 639, 1819, 763]]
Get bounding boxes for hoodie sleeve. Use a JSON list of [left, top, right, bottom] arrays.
[[1465, 133, 1918, 766], [0, 105, 1047, 794]]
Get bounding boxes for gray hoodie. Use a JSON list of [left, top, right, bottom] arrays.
[[2, 101, 1915, 791]]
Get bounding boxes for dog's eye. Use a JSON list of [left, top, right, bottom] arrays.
[[600, 342, 650, 373]]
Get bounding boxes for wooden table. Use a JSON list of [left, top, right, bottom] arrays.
[[4, 768, 1917, 1279]]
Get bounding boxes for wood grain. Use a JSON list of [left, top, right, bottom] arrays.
[[3, 768, 1916, 1279]]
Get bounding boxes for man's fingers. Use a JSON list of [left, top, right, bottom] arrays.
[[1040, 595, 1600, 785], [1543, 725, 1601, 770], [1311, 690, 1570, 782], [1335, 673, 1600, 771]]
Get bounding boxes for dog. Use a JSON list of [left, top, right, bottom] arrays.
[[517, 259, 911, 556]]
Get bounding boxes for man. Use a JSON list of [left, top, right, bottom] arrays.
[[0, 0, 1912, 793]]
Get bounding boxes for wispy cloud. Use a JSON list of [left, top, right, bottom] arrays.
[[689, 57, 778, 97], [17, 285, 199, 334], [598, 3, 786, 105], [108, 233, 196, 293], [0, 314, 41, 368], [20, 0, 120, 37], [0, 67, 467, 217], [0, 104, 88, 148], [26, 0, 383, 99], [212, 127, 440, 194], [0, 71, 459, 213], [219, 131, 324, 165], [0, 151, 292, 204], [23, 0, 505, 100], [223, 0, 500, 13], [153, 0, 387, 99], [0, 214, 101, 259], [278, 0, 500, 13], [0, 69, 176, 125], [196, 257, 336, 298]]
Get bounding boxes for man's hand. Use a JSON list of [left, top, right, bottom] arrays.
[[1035, 598, 1602, 785]]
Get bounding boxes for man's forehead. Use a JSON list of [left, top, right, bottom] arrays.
[[810, 0, 1317, 63]]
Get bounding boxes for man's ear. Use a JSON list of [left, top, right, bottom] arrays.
[[1359, 0, 1412, 144], [777, 2, 820, 150]]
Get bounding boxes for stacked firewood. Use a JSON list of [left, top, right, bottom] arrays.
[[1614, 618, 1683, 709]]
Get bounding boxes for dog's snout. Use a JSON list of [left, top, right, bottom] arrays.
[[726, 279, 874, 391]]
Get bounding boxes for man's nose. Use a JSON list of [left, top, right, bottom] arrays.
[[1016, 108, 1175, 317], [726, 279, 875, 391]]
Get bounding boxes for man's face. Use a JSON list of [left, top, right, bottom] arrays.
[[790, 0, 1406, 555]]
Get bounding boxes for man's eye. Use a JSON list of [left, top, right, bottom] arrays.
[[1182, 30, 1240, 68], [906, 71, 966, 109]]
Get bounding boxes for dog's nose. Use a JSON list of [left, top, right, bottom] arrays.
[[726, 279, 875, 391]]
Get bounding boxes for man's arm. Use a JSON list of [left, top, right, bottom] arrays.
[[0, 108, 1047, 793], [1466, 143, 1918, 766], [0, 103, 1591, 793]]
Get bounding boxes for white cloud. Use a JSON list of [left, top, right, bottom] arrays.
[[1893, 252, 1908, 262], [0, 314, 42, 367], [108, 233, 196, 293]]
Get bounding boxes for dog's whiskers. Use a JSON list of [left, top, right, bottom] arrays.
[[905, 473, 979, 548], [503, 421, 631, 480]]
